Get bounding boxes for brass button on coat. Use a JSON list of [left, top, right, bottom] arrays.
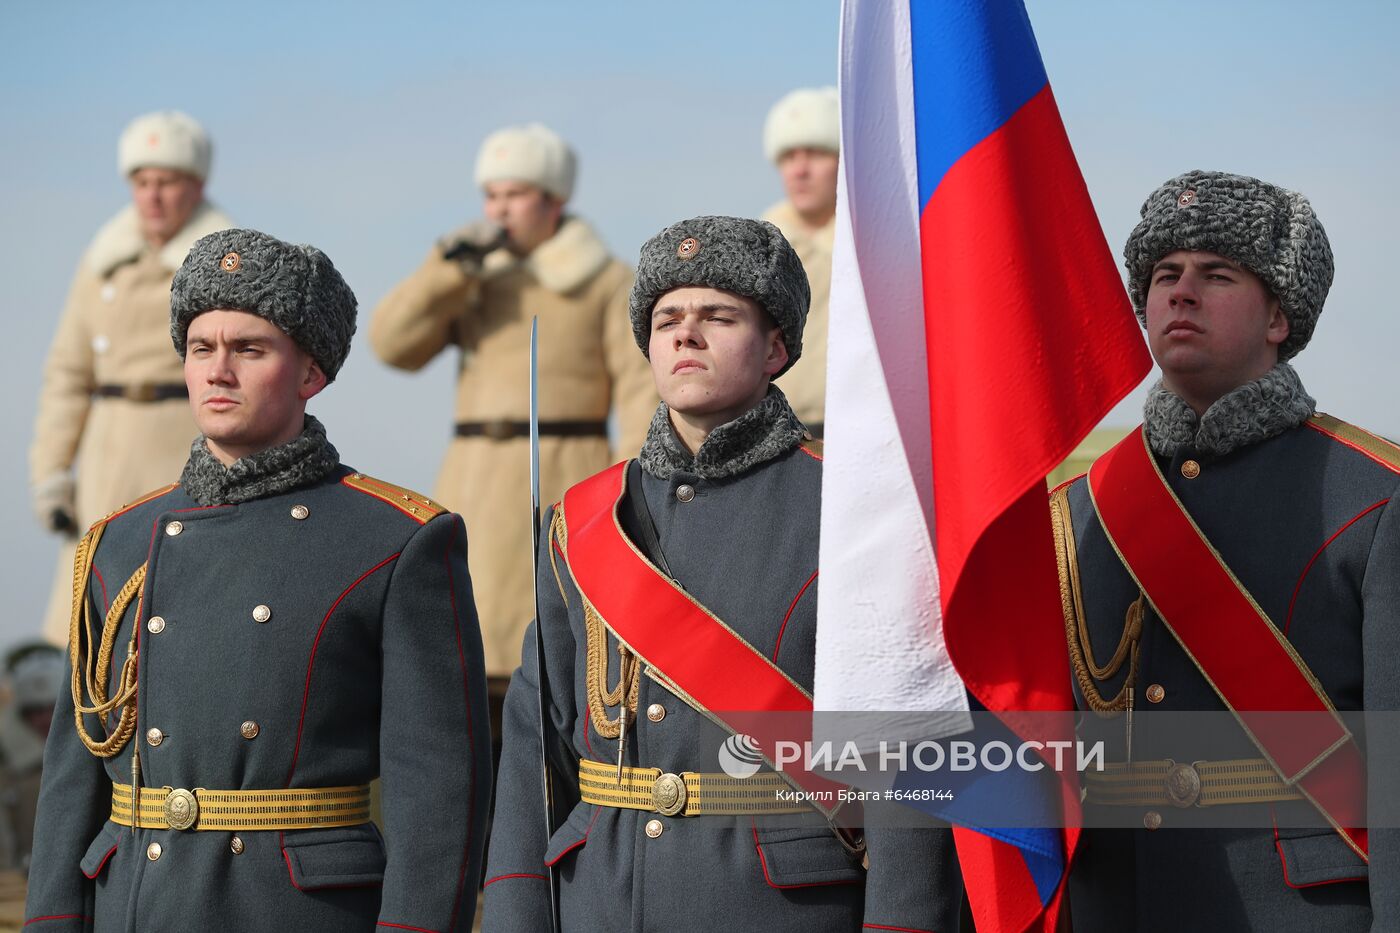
[[646, 703, 666, 723], [1143, 810, 1163, 830], [146, 842, 163, 861], [1181, 460, 1201, 479], [147, 616, 166, 634], [230, 836, 245, 855], [290, 505, 310, 520], [645, 819, 664, 838], [146, 728, 165, 747], [240, 721, 260, 740], [165, 520, 184, 536], [676, 484, 696, 503], [252, 605, 272, 624], [1145, 684, 1166, 704]]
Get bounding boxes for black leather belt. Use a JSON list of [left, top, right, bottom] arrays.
[[94, 383, 188, 403], [454, 419, 607, 441]]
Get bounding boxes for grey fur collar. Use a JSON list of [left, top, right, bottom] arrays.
[[1144, 363, 1315, 458], [180, 416, 340, 506], [638, 386, 805, 481]]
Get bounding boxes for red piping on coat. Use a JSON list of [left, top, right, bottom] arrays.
[[773, 570, 818, 661], [864, 925, 937, 933], [544, 805, 602, 867], [24, 915, 93, 926], [284, 552, 400, 785], [484, 872, 548, 887], [1272, 813, 1366, 889], [377, 923, 442, 933], [750, 820, 861, 890], [81, 844, 117, 879], [1283, 499, 1387, 635], [278, 833, 383, 892], [93, 565, 109, 613]]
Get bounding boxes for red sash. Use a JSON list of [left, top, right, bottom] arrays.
[[560, 462, 847, 812], [1088, 428, 1367, 859]]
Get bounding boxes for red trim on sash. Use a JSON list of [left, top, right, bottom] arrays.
[[1088, 428, 1367, 859], [562, 462, 845, 806]]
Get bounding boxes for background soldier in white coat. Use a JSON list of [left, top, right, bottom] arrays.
[[370, 123, 655, 702], [28, 110, 232, 646], [760, 87, 838, 437]]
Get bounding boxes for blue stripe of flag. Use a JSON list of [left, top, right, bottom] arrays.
[[908, 0, 1049, 206]]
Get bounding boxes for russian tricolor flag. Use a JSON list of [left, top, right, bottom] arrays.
[[814, 1, 1151, 930]]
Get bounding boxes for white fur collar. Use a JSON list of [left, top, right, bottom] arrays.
[[83, 200, 235, 278], [480, 216, 612, 294]]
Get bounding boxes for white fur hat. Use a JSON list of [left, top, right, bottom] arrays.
[[474, 123, 577, 202], [763, 87, 840, 163], [118, 110, 212, 180]]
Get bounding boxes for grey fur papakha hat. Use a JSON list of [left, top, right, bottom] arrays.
[[170, 228, 358, 380], [629, 215, 810, 377], [1124, 170, 1333, 361]]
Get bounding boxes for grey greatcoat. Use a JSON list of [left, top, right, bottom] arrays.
[[482, 390, 961, 933], [24, 426, 492, 933], [1058, 369, 1400, 932]]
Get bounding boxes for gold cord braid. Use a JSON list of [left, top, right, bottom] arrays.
[[548, 507, 571, 609], [554, 505, 640, 738], [584, 602, 640, 739], [68, 520, 146, 758], [1050, 487, 1142, 715]]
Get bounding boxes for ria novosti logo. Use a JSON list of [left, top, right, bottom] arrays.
[[718, 734, 763, 779]]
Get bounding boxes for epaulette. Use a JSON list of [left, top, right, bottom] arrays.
[[98, 484, 180, 527], [342, 472, 447, 524], [798, 437, 824, 461], [1049, 472, 1086, 496], [1307, 412, 1400, 476]]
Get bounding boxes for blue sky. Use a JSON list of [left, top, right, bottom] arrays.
[[2, 0, 1397, 648]]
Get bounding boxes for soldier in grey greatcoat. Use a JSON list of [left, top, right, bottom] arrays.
[[1053, 171, 1399, 930], [483, 216, 961, 932], [24, 229, 492, 933]]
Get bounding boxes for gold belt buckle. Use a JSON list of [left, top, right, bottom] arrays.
[[162, 787, 199, 830], [652, 772, 688, 817], [1164, 761, 1202, 808], [128, 383, 158, 403]]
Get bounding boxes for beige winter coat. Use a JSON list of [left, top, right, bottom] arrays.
[[762, 200, 833, 430], [30, 201, 233, 644], [370, 217, 657, 676]]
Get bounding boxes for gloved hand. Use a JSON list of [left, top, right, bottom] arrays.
[[32, 472, 77, 536], [437, 220, 507, 273]]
